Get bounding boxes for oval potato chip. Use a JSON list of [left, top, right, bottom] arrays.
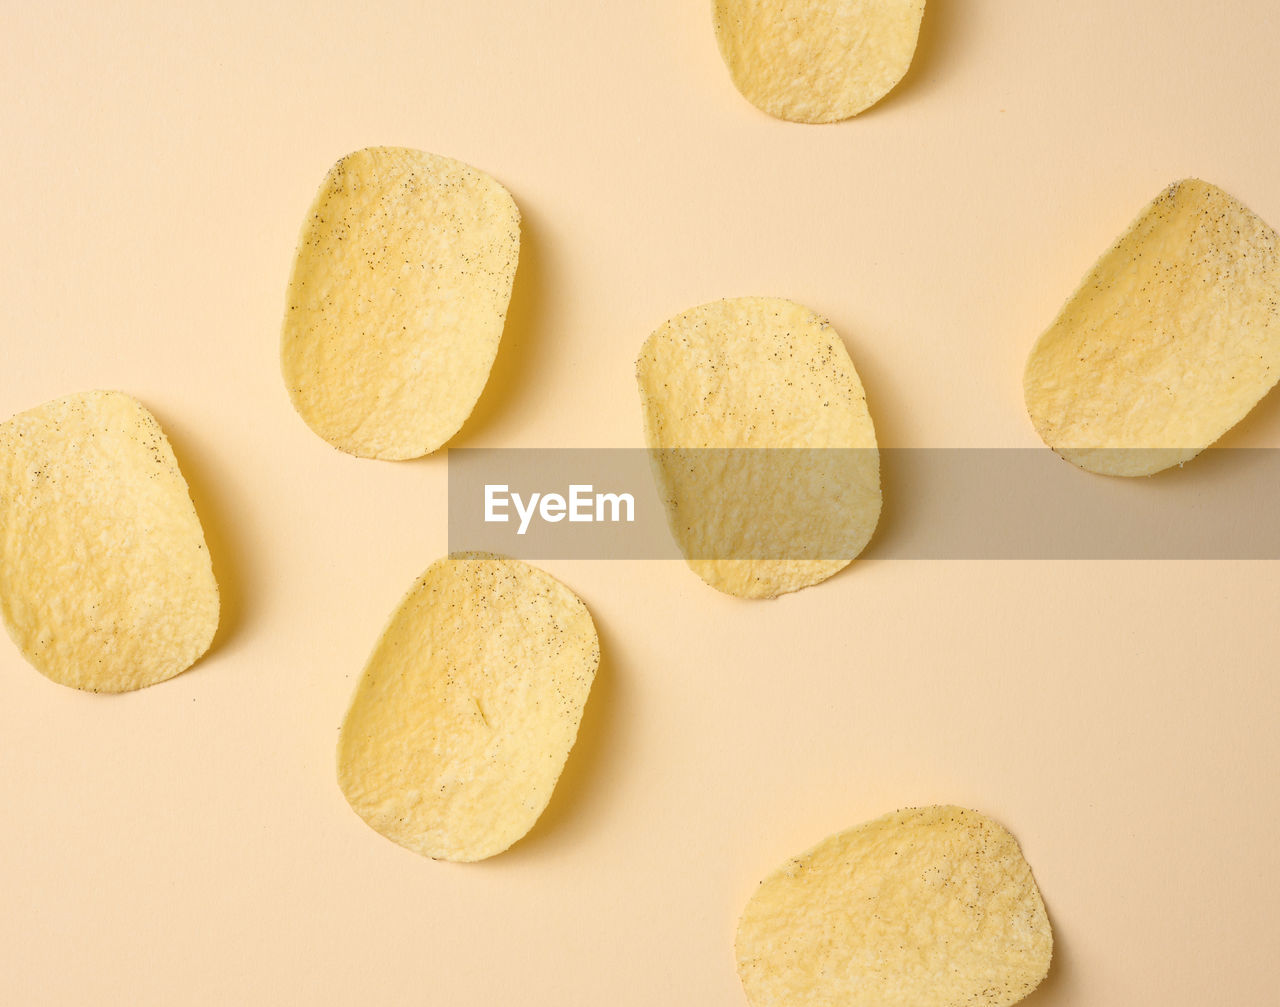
[[337, 554, 599, 862], [736, 806, 1052, 1007], [0, 391, 219, 692], [712, 0, 926, 123], [281, 147, 520, 459], [1025, 179, 1280, 477], [636, 297, 881, 599]]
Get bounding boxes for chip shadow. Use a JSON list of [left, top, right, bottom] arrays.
[[1194, 363, 1280, 454], [494, 608, 622, 861], [826, 320, 910, 566], [860, 0, 962, 117], [1021, 906, 1071, 1004], [447, 196, 550, 450], [155, 406, 247, 663]]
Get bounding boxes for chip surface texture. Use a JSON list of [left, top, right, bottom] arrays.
[[282, 146, 521, 459], [736, 806, 1053, 1007], [337, 554, 599, 862], [636, 297, 880, 599], [0, 391, 220, 692], [1025, 179, 1280, 476], [712, 0, 926, 122]]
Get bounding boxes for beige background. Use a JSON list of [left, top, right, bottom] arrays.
[[3, 1, 1279, 1003]]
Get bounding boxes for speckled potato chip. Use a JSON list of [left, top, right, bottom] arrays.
[[736, 806, 1053, 1007], [636, 297, 880, 599], [337, 554, 599, 862], [1025, 179, 1280, 477], [0, 391, 219, 692], [281, 146, 520, 459], [713, 0, 926, 123]]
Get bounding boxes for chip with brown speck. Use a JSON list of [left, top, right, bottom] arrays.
[[281, 147, 520, 460], [636, 297, 881, 599], [736, 806, 1052, 1007], [0, 390, 220, 692], [337, 554, 599, 862], [1024, 178, 1280, 476]]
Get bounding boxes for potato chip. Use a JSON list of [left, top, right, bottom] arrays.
[[1024, 179, 1280, 477], [636, 297, 880, 599], [337, 554, 599, 862], [712, 0, 926, 123], [0, 391, 219, 692], [281, 146, 520, 459], [736, 806, 1052, 1007]]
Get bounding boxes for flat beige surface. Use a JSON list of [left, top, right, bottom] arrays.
[[1, 1, 1278, 1004]]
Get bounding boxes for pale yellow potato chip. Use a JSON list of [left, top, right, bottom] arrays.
[[281, 147, 520, 459], [337, 554, 599, 862], [736, 806, 1052, 1007], [712, 0, 926, 123], [636, 297, 880, 599], [0, 391, 219, 692], [1025, 179, 1280, 477]]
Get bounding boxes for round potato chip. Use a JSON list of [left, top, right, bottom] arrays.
[[281, 147, 520, 459], [636, 297, 881, 599], [337, 554, 599, 862], [712, 0, 926, 123], [0, 391, 220, 692], [736, 806, 1053, 1007], [1025, 179, 1280, 477]]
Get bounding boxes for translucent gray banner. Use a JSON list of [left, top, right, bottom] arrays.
[[447, 448, 1280, 559]]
